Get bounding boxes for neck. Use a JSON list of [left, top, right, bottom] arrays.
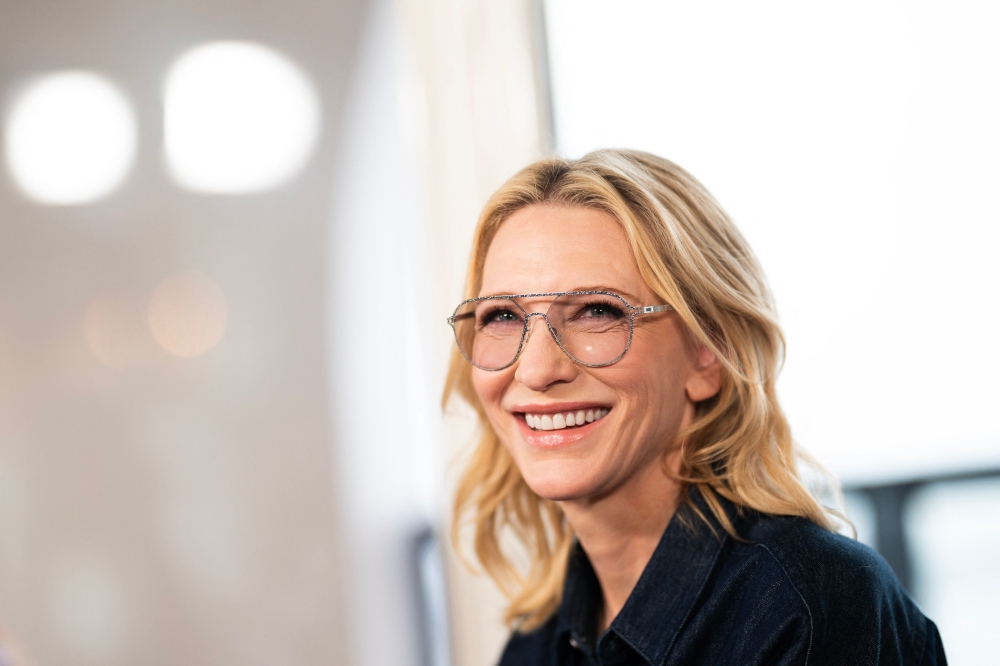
[[560, 449, 683, 634]]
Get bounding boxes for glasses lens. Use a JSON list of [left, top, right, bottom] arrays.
[[546, 293, 631, 365], [452, 298, 525, 369]]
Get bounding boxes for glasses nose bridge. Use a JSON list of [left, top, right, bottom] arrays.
[[521, 310, 565, 351], [523, 310, 554, 332], [518, 298, 558, 328]]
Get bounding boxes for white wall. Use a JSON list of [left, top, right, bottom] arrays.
[[545, 0, 1000, 484]]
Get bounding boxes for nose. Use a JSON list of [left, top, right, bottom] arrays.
[[513, 314, 578, 391]]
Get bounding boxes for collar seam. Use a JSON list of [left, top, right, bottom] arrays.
[[753, 543, 815, 666], [611, 537, 727, 666]]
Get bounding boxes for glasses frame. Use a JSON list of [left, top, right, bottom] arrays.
[[446, 290, 673, 371]]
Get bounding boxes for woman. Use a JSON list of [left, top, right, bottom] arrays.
[[444, 150, 946, 665]]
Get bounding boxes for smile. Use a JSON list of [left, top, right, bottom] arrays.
[[524, 408, 609, 431]]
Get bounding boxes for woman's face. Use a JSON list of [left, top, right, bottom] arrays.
[[472, 204, 721, 502]]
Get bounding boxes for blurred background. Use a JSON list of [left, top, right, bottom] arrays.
[[0, 0, 996, 665]]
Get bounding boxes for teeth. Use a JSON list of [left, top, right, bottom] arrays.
[[524, 408, 609, 431]]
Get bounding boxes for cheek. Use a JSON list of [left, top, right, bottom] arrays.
[[609, 337, 691, 429], [614, 347, 680, 398], [470, 369, 507, 414]]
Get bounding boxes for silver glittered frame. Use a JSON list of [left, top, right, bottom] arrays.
[[447, 290, 673, 371]]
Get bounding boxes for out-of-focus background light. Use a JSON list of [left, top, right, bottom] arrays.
[[147, 270, 229, 358], [163, 41, 322, 194], [4, 71, 137, 205], [907, 480, 1000, 663]]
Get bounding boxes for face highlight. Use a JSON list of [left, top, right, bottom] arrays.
[[471, 204, 721, 503]]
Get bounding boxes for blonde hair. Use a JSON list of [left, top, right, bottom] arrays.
[[444, 149, 841, 631]]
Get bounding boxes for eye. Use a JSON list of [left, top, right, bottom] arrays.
[[478, 305, 522, 329], [490, 310, 518, 322], [580, 301, 625, 320]]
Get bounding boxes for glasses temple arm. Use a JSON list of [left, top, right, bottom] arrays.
[[447, 312, 477, 325]]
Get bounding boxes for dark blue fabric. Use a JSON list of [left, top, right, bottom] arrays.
[[499, 489, 946, 665]]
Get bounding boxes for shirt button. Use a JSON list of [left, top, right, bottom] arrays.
[[569, 636, 581, 649]]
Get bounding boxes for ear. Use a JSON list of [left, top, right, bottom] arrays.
[[685, 342, 722, 403]]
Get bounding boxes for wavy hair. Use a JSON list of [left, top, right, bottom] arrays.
[[444, 149, 842, 631]]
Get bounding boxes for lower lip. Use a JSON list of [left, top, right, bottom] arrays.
[[516, 413, 608, 449]]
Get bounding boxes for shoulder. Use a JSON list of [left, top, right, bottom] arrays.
[[740, 513, 893, 599], [732, 512, 943, 664]]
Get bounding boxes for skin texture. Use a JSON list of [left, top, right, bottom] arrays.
[[472, 204, 722, 631]]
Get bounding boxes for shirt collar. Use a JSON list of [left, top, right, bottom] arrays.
[[555, 487, 732, 665]]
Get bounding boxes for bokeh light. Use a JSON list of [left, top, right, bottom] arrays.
[[163, 41, 322, 193], [147, 270, 228, 358], [4, 71, 137, 205]]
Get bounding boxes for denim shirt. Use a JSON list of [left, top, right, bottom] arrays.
[[499, 490, 946, 665]]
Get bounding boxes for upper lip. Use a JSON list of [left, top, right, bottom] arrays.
[[509, 401, 611, 414]]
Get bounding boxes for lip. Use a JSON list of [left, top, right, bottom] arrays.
[[509, 401, 612, 449]]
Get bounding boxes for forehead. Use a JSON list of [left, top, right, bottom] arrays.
[[479, 204, 646, 298]]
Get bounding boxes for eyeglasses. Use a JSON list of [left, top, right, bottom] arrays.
[[447, 290, 673, 371]]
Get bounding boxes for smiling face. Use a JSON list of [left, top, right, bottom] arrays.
[[472, 204, 722, 503]]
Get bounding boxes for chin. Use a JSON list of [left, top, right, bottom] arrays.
[[518, 460, 599, 502]]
